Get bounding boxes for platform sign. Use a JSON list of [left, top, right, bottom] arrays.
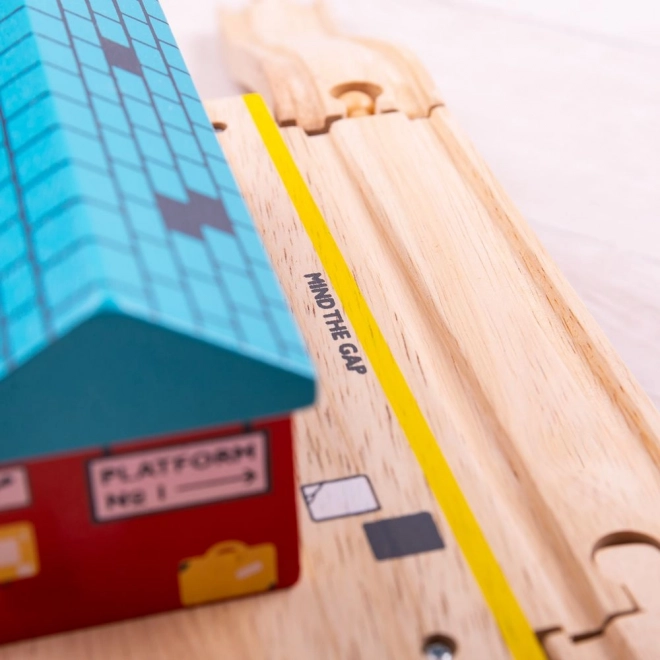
[[88, 432, 270, 522]]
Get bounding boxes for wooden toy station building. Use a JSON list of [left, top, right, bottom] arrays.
[[0, 0, 315, 647], [2, 1, 660, 659]]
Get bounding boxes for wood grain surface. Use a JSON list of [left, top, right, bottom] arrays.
[[219, 0, 442, 132], [163, 0, 660, 412], [544, 543, 660, 659]]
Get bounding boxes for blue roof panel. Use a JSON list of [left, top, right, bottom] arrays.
[[0, 1, 316, 462]]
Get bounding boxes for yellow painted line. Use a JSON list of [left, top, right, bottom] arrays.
[[244, 93, 546, 659]]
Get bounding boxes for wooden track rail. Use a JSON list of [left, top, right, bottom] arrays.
[[212, 1, 660, 657]]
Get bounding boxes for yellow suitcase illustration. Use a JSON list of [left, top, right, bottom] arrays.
[[178, 540, 278, 607], [0, 521, 39, 585]]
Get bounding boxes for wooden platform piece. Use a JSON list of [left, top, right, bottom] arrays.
[[212, 94, 513, 659]]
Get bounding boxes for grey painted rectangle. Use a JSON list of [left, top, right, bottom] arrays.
[[364, 512, 445, 561]]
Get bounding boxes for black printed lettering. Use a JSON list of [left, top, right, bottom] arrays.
[[304, 273, 367, 376]]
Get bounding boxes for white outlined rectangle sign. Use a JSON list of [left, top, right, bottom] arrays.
[[0, 467, 31, 512], [302, 475, 379, 522], [88, 432, 269, 522]]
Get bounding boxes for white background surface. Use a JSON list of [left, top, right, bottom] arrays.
[[161, 0, 660, 407]]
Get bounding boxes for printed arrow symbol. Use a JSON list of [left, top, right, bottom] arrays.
[[177, 471, 259, 493], [218, 470, 256, 485]]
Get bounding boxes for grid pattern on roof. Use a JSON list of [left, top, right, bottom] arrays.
[[0, 0, 312, 380]]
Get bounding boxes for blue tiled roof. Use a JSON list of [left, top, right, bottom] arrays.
[[0, 0, 316, 462]]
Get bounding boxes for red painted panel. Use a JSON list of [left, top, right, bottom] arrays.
[[0, 416, 298, 645]]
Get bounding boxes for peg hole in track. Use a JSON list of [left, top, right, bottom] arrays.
[[331, 82, 383, 118], [213, 121, 227, 133], [592, 530, 660, 558], [422, 634, 457, 659]]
